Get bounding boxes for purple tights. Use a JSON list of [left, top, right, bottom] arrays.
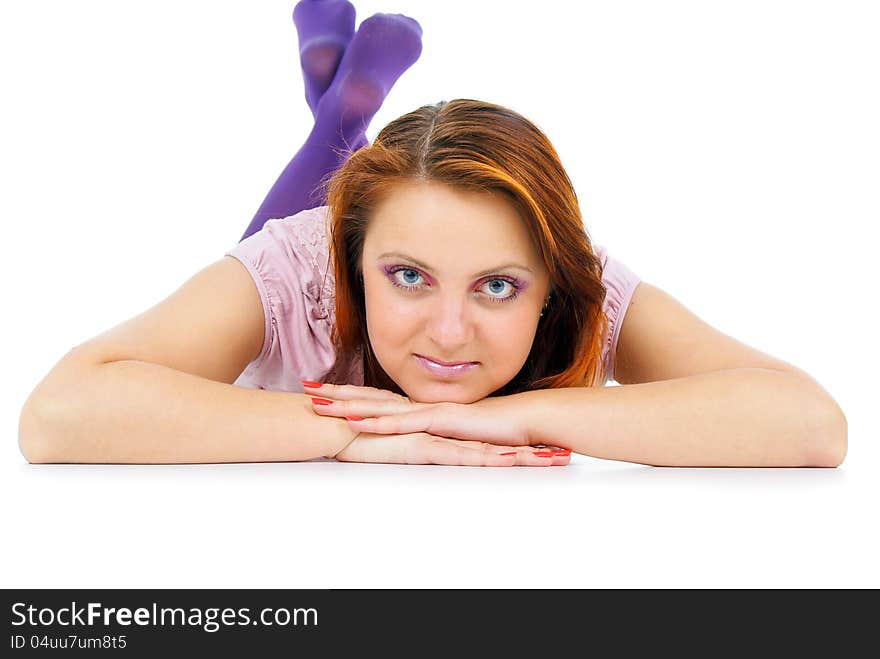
[[240, 1, 422, 242]]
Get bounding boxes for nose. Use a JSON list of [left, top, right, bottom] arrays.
[[424, 292, 475, 351]]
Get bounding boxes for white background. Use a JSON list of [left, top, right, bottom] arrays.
[[2, 0, 877, 588]]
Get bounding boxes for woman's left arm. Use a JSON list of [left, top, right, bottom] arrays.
[[547, 280, 846, 467], [518, 368, 847, 467]]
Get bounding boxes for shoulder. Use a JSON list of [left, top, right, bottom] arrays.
[[273, 205, 332, 267], [223, 207, 340, 390], [225, 207, 333, 308], [234, 205, 330, 265]]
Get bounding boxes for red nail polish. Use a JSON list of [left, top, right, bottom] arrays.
[[533, 451, 554, 457], [499, 451, 516, 456], [311, 397, 333, 405], [552, 449, 571, 456], [301, 380, 321, 388], [346, 416, 364, 421]]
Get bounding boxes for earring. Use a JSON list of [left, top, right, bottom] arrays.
[[540, 295, 551, 318]]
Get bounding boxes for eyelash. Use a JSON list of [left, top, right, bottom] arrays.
[[386, 266, 522, 303]]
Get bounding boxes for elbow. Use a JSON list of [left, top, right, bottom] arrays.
[[803, 400, 848, 468], [18, 395, 59, 464]]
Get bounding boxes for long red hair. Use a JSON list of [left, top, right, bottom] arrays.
[[319, 99, 609, 395]]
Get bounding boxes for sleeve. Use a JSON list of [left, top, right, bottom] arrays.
[[222, 207, 338, 392], [594, 244, 641, 384]]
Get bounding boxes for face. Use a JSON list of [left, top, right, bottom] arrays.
[[360, 180, 552, 404]]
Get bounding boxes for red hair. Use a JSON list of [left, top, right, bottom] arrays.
[[319, 99, 609, 395]]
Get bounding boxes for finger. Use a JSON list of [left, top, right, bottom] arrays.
[[507, 445, 560, 467], [425, 439, 519, 467], [454, 442, 520, 467], [434, 438, 563, 466], [537, 445, 572, 466], [436, 439, 558, 468], [523, 443, 572, 466], [522, 448, 555, 466], [343, 409, 435, 435], [301, 381, 405, 402], [310, 397, 425, 421]]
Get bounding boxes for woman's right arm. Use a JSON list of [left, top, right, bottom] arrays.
[[18, 257, 356, 464]]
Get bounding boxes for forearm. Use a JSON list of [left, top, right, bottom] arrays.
[[19, 360, 356, 464], [520, 368, 847, 467]]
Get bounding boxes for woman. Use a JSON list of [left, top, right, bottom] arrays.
[[18, 2, 847, 468]]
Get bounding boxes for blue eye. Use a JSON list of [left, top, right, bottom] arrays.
[[385, 266, 522, 303], [392, 269, 422, 286], [483, 278, 514, 298]]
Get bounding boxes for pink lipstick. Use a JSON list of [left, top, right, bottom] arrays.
[[414, 354, 478, 379]]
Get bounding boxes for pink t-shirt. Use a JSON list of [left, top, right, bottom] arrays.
[[224, 205, 641, 392]]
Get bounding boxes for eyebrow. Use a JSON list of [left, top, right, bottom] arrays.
[[377, 252, 534, 278]]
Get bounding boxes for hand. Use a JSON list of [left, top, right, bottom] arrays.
[[303, 381, 571, 460], [333, 431, 570, 467]]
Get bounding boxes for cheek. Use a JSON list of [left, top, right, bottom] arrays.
[[482, 310, 537, 358], [364, 279, 414, 344]]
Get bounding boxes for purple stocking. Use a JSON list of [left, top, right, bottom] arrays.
[[240, 9, 422, 242]]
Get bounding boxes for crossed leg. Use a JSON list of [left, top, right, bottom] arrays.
[[240, 2, 423, 242]]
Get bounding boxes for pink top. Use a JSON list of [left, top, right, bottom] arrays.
[[224, 205, 641, 392]]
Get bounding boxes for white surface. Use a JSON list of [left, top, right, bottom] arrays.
[[2, 0, 877, 588]]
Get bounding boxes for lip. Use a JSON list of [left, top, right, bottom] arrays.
[[416, 353, 477, 367], [414, 354, 479, 378]]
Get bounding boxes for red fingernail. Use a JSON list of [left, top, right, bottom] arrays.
[[311, 397, 333, 405], [301, 380, 321, 388], [346, 416, 364, 421], [499, 451, 516, 456], [533, 451, 554, 457], [552, 449, 571, 456]]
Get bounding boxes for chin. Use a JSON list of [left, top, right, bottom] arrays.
[[405, 382, 488, 405]]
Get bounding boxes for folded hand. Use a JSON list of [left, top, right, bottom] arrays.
[[303, 381, 571, 466]]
